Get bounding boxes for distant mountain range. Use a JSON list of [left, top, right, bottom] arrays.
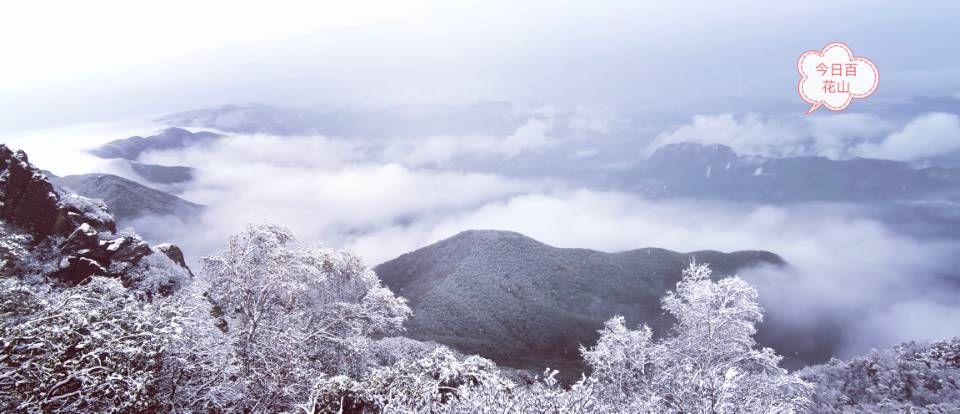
[[49, 173, 202, 223], [142, 108, 960, 204], [90, 127, 222, 160], [617, 142, 960, 202], [374, 230, 783, 377], [126, 161, 194, 185], [87, 127, 221, 185], [157, 102, 527, 137]]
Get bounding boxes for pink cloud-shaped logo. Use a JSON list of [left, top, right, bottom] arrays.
[[798, 43, 879, 114]]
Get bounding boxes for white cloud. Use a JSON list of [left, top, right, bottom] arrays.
[[0, 118, 160, 177], [345, 190, 960, 357], [647, 112, 960, 162], [137, 132, 539, 264], [648, 114, 806, 158], [384, 118, 555, 166], [854, 112, 960, 161], [565, 105, 627, 136], [8, 118, 960, 362], [848, 301, 960, 354], [806, 113, 894, 158]]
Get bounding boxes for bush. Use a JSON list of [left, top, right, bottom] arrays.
[[0, 277, 177, 413]]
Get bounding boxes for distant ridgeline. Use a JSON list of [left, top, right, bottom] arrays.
[[620, 142, 960, 202]]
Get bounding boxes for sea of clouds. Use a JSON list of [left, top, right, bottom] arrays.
[[4, 107, 960, 365]]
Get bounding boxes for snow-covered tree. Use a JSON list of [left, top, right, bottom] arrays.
[[300, 345, 512, 413], [439, 368, 614, 414], [800, 338, 960, 413], [125, 249, 193, 298], [581, 262, 814, 413], [581, 316, 654, 399], [155, 277, 243, 413], [165, 224, 411, 412], [0, 276, 178, 413]]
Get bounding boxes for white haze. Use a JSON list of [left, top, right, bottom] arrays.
[[3, 107, 960, 365], [649, 111, 960, 161], [0, 120, 934, 361], [4, 111, 960, 364], [4, 1, 960, 131]]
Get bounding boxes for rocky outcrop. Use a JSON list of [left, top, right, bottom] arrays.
[[0, 146, 115, 236], [0, 144, 193, 286], [156, 243, 194, 277]]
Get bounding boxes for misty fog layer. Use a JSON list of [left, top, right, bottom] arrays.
[[4, 104, 960, 365]]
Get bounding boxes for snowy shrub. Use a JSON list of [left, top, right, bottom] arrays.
[[440, 369, 614, 413], [366, 336, 445, 368], [125, 250, 192, 297], [0, 223, 64, 280], [155, 277, 243, 413], [800, 338, 960, 413], [581, 316, 654, 399], [0, 276, 178, 413], [580, 262, 814, 413], [302, 346, 510, 413]]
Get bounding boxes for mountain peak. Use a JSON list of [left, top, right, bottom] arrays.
[[156, 126, 193, 137], [374, 229, 783, 375], [447, 229, 540, 244]]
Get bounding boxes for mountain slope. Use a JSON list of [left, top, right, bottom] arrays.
[[50, 173, 202, 223], [128, 161, 195, 184], [374, 230, 783, 375]]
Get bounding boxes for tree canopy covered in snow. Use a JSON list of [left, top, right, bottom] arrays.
[[0, 276, 178, 412], [2, 223, 958, 413], [298, 262, 814, 413], [800, 338, 960, 412]]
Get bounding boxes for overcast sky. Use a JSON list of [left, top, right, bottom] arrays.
[[2, 1, 960, 131]]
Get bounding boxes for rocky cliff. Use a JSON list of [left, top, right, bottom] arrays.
[[0, 145, 192, 291]]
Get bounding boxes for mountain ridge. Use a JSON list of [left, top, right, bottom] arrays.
[[622, 142, 960, 202], [374, 229, 784, 376], [90, 127, 223, 161]]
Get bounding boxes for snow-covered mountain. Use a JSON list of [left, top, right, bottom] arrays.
[[90, 127, 222, 161], [374, 229, 783, 376], [49, 173, 202, 223], [87, 127, 214, 185]]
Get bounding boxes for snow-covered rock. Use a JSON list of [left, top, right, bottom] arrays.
[[0, 145, 193, 290]]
